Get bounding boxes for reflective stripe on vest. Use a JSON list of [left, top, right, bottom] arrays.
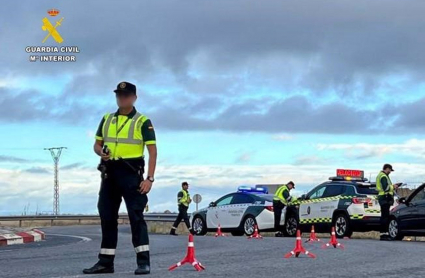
[[273, 185, 290, 205], [179, 190, 190, 207], [376, 171, 394, 196], [102, 112, 147, 159]]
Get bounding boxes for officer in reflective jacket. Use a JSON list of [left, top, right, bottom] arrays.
[[376, 164, 401, 241], [170, 182, 193, 235], [83, 81, 157, 275], [273, 181, 295, 237]]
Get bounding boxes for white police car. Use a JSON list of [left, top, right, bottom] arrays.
[[190, 186, 276, 236], [283, 169, 397, 238]]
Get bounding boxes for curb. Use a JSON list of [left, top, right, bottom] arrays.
[[0, 228, 45, 246]]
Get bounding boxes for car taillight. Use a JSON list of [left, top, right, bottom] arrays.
[[265, 206, 274, 212], [352, 197, 371, 204]]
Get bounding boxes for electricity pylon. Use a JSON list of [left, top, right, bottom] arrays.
[[44, 147, 66, 215]]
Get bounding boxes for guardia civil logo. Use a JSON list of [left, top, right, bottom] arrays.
[[25, 9, 81, 63], [42, 9, 64, 44]]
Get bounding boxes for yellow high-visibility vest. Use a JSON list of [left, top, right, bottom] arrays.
[[100, 112, 149, 159], [274, 185, 290, 205], [376, 171, 394, 196], [179, 190, 190, 207]]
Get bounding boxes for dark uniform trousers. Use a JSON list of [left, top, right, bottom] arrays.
[[172, 204, 191, 229], [97, 159, 149, 267], [378, 194, 394, 234], [273, 200, 285, 231]]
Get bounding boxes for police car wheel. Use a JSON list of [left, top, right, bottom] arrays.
[[283, 215, 298, 237], [388, 218, 404, 241], [334, 214, 352, 238], [243, 215, 257, 236], [192, 216, 207, 236]]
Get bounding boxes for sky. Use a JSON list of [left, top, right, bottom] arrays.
[[1, 0, 425, 215]]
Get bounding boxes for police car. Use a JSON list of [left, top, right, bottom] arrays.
[[283, 169, 394, 238], [190, 186, 276, 236]]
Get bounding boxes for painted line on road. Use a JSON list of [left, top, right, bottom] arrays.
[[46, 233, 92, 242]]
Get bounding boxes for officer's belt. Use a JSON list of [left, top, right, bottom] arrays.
[[106, 157, 144, 174]]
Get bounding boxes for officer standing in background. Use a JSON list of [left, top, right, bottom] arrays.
[[170, 182, 193, 235], [273, 182, 295, 237], [376, 164, 401, 241], [83, 82, 157, 275]]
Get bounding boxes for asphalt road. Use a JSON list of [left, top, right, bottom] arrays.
[[0, 225, 424, 278]]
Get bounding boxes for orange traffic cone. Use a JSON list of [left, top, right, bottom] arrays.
[[322, 227, 344, 249], [248, 225, 263, 239], [305, 225, 321, 243], [169, 234, 205, 272], [285, 230, 316, 259], [215, 224, 227, 237]]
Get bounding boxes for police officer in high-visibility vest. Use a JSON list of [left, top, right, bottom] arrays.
[[83, 82, 157, 275], [273, 181, 295, 237], [170, 182, 193, 235], [376, 164, 401, 241]]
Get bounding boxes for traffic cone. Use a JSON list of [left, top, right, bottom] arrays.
[[322, 227, 344, 249], [305, 225, 321, 243], [215, 224, 227, 237], [248, 224, 263, 239], [168, 234, 205, 272], [284, 230, 316, 259]]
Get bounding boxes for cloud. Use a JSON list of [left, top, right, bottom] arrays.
[[0, 155, 30, 163], [0, 0, 424, 136], [2, 157, 425, 215], [235, 153, 251, 163], [292, 155, 326, 166], [317, 139, 425, 160], [61, 162, 86, 170], [272, 134, 294, 141], [23, 167, 50, 174]]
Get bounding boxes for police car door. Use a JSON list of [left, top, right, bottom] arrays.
[[227, 193, 254, 227], [206, 194, 234, 229], [318, 184, 345, 223], [299, 185, 326, 225]]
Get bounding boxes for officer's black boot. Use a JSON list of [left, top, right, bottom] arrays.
[[169, 228, 178, 236], [83, 262, 114, 274], [135, 250, 150, 275], [135, 265, 150, 275]]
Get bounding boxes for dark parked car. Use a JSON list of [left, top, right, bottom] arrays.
[[388, 183, 425, 240]]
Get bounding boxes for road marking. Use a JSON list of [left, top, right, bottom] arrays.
[[46, 233, 92, 242]]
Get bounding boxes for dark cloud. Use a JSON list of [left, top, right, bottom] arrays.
[[393, 98, 425, 132], [2, 0, 425, 89], [150, 95, 381, 134], [61, 162, 85, 170], [23, 167, 50, 174], [0, 87, 108, 124], [1, 0, 425, 134], [0, 155, 30, 163]]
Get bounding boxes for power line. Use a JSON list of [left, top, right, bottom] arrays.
[[44, 147, 67, 215]]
